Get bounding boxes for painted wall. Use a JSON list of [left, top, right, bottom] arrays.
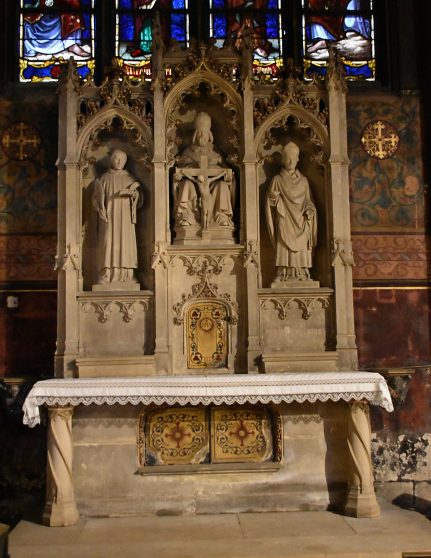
[[348, 92, 431, 513]]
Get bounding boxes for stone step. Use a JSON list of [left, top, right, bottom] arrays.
[[8, 504, 431, 558]]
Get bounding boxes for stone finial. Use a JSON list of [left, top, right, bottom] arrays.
[[58, 57, 80, 94]]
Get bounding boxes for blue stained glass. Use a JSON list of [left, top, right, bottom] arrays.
[[81, 0, 92, 8], [171, 13, 185, 42], [267, 0, 278, 7], [172, 0, 185, 8], [345, 63, 373, 79], [266, 13, 278, 38], [82, 13, 91, 40], [306, 62, 373, 80], [119, 0, 133, 8], [22, 62, 91, 81], [212, 0, 225, 8], [213, 15, 226, 39], [120, 14, 134, 41]]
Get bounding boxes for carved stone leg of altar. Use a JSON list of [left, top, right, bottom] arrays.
[[344, 401, 380, 518], [43, 406, 80, 527]]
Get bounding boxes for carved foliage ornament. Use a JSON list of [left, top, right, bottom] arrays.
[[165, 77, 240, 168], [81, 299, 150, 323], [55, 244, 80, 272], [257, 113, 326, 168], [332, 238, 355, 267], [173, 260, 238, 326], [253, 60, 328, 131], [261, 296, 330, 321], [77, 71, 153, 131], [163, 49, 241, 92], [79, 114, 152, 173]]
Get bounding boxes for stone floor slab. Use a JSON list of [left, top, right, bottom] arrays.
[[8, 501, 431, 558]]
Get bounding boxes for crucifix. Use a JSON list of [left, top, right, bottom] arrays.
[[174, 155, 232, 229]]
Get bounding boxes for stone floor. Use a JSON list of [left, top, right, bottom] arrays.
[[8, 500, 431, 558]]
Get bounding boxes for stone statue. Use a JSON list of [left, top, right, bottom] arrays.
[[265, 142, 317, 284], [173, 112, 235, 231], [92, 149, 142, 288]]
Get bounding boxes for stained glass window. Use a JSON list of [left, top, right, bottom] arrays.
[[115, 0, 189, 81], [209, 0, 283, 79], [19, 0, 95, 82], [302, 0, 375, 80]]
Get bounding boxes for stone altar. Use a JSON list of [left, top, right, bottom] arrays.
[[23, 43, 391, 525]]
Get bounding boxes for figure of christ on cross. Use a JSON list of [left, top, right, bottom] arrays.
[[173, 155, 234, 229]]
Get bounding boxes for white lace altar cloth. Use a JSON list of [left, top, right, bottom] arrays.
[[22, 371, 393, 427]]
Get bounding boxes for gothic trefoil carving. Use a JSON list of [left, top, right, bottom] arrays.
[[261, 296, 330, 321], [81, 300, 150, 323]]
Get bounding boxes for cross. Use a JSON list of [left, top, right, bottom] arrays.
[[2, 122, 41, 161], [180, 155, 231, 188], [361, 120, 399, 160]]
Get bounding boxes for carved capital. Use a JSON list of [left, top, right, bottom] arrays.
[[47, 405, 75, 422], [332, 238, 355, 268], [243, 240, 259, 269], [55, 244, 80, 272], [151, 242, 170, 270]]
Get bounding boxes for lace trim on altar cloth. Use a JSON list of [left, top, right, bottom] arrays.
[[22, 372, 393, 427]]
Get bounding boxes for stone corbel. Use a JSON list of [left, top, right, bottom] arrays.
[[332, 238, 355, 268], [345, 401, 380, 518], [243, 240, 259, 269], [43, 406, 80, 527], [151, 242, 170, 270], [54, 244, 80, 272]]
